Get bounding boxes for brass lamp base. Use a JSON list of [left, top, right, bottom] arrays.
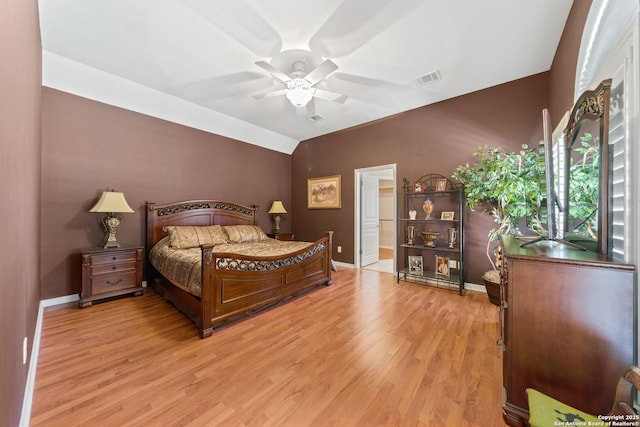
[[100, 214, 123, 248], [272, 214, 281, 234]]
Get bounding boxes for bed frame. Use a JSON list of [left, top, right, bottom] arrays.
[[146, 200, 333, 338]]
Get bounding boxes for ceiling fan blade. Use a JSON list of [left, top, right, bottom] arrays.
[[255, 61, 291, 84], [252, 89, 287, 100], [304, 59, 339, 86], [313, 88, 348, 104], [327, 72, 429, 106], [182, 0, 281, 57], [174, 72, 271, 102], [309, 0, 426, 58]]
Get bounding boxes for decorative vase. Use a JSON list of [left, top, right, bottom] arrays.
[[408, 210, 417, 220], [407, 226, 415, 245], [420, 230, 439, 247], [422, 198, 433, 219], [447, 227, 457, 249]]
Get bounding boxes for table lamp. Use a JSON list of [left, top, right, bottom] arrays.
[[90, 190, 134, 248], [268, 200, 287, 234]]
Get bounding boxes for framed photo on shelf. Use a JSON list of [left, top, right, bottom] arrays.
[[440, 211, 455, 220], [409, 255, 423, 272], [307, 175, 341, 209], [413, 181, 424, 192], [435, 255, 450, 276], [435, 178, 448, 191]]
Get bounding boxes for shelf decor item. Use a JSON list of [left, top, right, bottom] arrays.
[[435, 255, 450, 276], [420, 230, 439, 247], [447, 227, 458, 249], [422, 198, 434, 219], [408, 210, 417, 220], [408, 255, 423, 272], [441, 211, 455, 220], [407, 226, 416, 245]]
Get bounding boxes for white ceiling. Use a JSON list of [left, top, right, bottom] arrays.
[[38, 0, 574, 154]]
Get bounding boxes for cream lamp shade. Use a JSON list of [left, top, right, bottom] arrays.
[[268, 201, 287, 234], [268, 201, 287, 215], [90, 191, 134, 248]]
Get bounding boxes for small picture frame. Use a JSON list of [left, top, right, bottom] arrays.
[[435, 255, 450, 276], [435, 178, 448, 192], [409, 255, 423, 272], [413, 181, 424, 192], [440, 211, 455, 220]]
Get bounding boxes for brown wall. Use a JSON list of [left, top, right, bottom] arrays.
[[292, 73, 550, 284], [40, 89, 292, 299], [549, 0, 592, 126], [0, 0, 42, 424]]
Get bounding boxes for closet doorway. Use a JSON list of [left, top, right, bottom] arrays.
[[354, 164, 396, 274]]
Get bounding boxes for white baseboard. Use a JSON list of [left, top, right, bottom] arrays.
[[333, 261, 356, 269], [41, 293, 79, 307], [20, 294, 79, 427], [465, 282, 487, 293]]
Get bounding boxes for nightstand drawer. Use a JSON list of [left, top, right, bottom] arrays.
[[91, 260, 136, 276], [91, 272, 137, 294], [90, 251, 137, 265]]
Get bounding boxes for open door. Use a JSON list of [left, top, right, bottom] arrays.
[[360, 173, 379, 266]]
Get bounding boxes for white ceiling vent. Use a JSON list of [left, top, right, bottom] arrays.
[[307, 115, 325, 123], [416, 70, 442, 85]]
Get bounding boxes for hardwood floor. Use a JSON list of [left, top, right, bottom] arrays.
[[30, 268, 505, 426], [379, 247, 393, 259]]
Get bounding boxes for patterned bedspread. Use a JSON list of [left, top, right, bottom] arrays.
[[149, 237, 313, 296]]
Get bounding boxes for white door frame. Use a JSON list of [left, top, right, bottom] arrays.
[[354, 164, 397, 269]]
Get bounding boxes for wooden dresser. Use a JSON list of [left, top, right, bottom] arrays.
[[500, 235, 635, 426]]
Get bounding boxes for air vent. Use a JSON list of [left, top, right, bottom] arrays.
[[416, 70, 442, 85], [307, 115, 325, 123]]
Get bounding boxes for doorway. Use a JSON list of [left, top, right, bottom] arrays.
[[354, 164, 396, 273]]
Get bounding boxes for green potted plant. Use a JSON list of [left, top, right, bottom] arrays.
[[452, 144, 546, 304]]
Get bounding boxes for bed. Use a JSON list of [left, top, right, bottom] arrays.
[[145, 200, 333, 338]]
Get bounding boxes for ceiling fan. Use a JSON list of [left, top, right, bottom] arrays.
[[253, 51, 347, 113]]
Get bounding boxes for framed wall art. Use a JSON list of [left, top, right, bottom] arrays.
[[435, 178, 448, 191], [308, 175, 341, 209]]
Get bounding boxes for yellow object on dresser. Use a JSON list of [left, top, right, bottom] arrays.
[[527, 366, 640, 427]]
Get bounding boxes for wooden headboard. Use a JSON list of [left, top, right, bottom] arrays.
[[145, 200, 257, 252]]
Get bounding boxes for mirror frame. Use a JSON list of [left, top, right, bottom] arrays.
[[562, 78, 612, 255]]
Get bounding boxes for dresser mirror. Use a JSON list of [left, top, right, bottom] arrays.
[[560, 79, 611, 254]]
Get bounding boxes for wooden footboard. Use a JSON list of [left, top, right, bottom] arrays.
[[146, 200, 333, 338], [198, 231, 333, 337]]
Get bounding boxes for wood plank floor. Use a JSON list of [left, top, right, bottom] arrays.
[[30, 268, 505, 426]]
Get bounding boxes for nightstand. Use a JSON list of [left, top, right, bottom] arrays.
[[267, 232, 295, 241], [80, 246, 144, 308]]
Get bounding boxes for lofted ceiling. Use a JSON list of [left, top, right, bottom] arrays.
[[38, 0, 574, 154]]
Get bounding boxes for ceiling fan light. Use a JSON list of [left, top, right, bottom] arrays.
[[286, 87, 313, 107]]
